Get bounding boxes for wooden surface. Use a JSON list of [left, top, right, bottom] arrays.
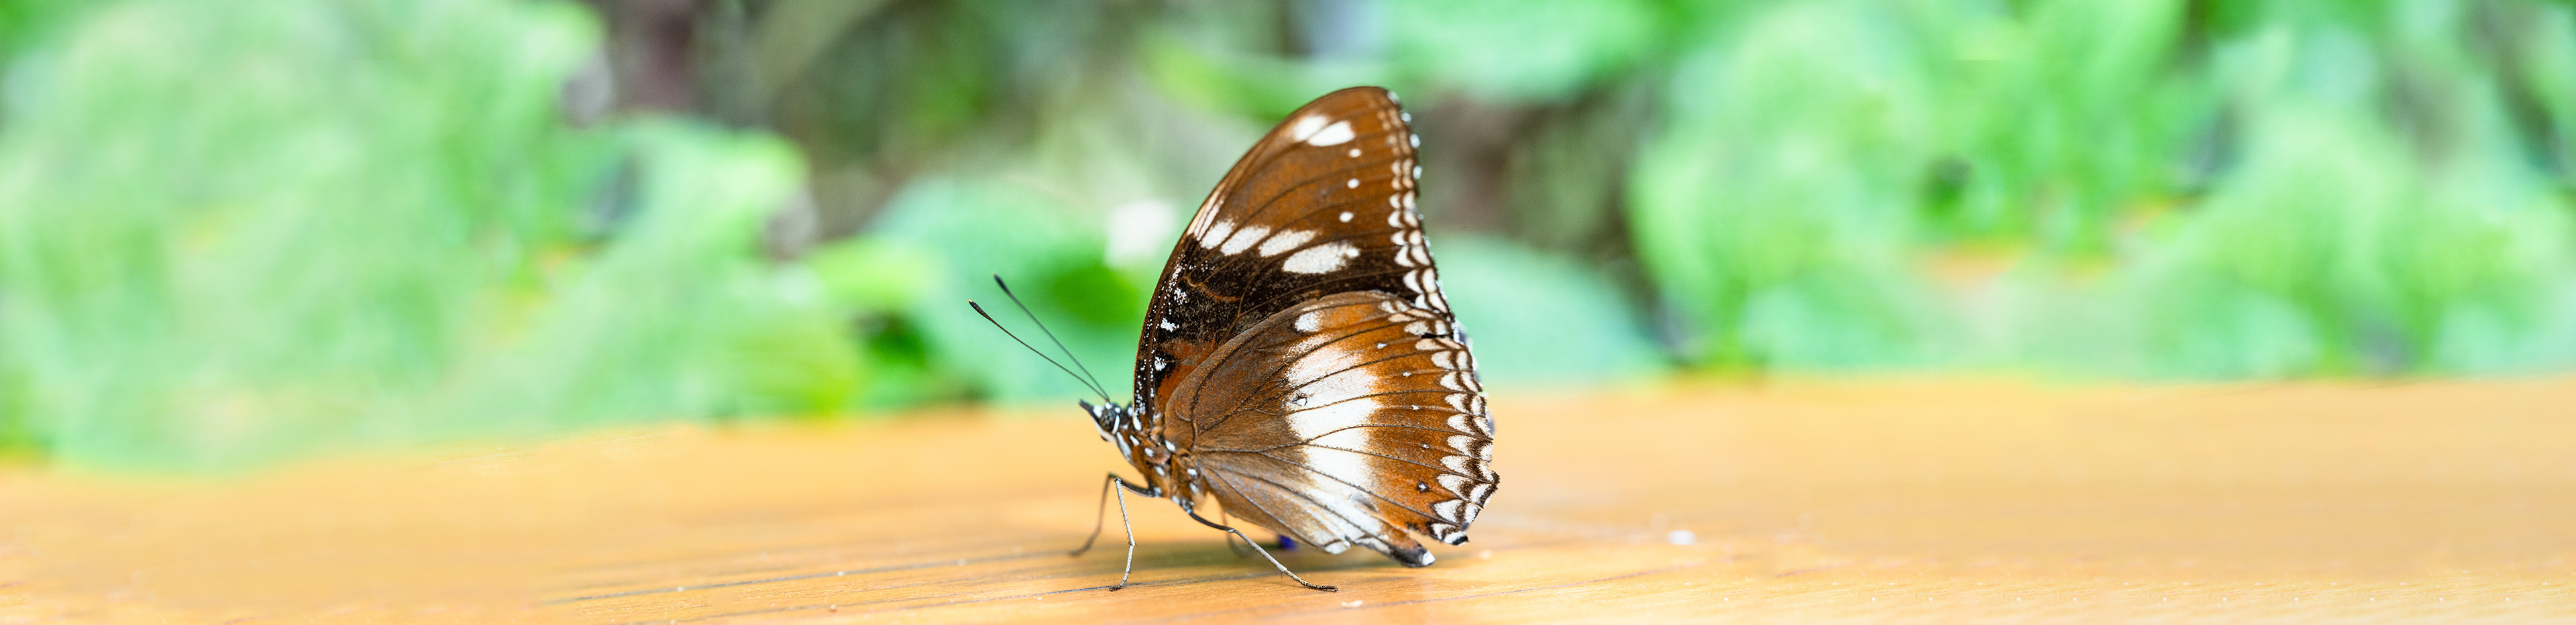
[[6, 378, 2576, 623]]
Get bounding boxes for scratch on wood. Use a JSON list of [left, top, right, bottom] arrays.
[[551, 551, 1053, 604]]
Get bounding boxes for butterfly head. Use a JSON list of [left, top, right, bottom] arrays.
[[1080, 398, 1163, 484], [1077, 398, 1134, 445]]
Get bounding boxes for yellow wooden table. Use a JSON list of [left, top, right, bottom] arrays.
[[6, 378, 2574, 622]]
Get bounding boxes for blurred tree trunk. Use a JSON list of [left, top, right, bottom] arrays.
[[587, 0, 708, 113]]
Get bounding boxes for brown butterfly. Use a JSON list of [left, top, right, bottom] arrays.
[[1100, 85, 1503, 591], [977, 87, 1495, 591]]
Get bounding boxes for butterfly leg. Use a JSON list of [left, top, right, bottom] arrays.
[[1183, 507, 1337, 591], [1069, 473, 1155, 591], [1219, 510, 1252, 558]]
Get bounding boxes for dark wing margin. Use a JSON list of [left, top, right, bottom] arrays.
[[1172, 291, 1497, 565], [1131, 87, 1444, 418]]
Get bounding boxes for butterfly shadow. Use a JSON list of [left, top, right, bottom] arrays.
[[1059, 536, 1401, 584]]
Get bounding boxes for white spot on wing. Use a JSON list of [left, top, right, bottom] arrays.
[[1305, 121, 1355, 146], [1283, 241, 1356, 274], [1346, 178, 1359, 188], [1258, 229, 1316, 257], [1433, 500, 1462, 522], [1185, 196, 1222, 236], [1289, 381, 1366, 424], [1199, 220, 1236, 249], [1283, 339, 1388, 512], [1220, 224, 1271, 255], [1437, 474, 1470, 495], [1287, 115, 1355, 146], [1295, 310, 1324, 333], [1285, 444, 1380, 547], [1285, 115, 1328, 142], [1338, 211, 1353, 223]]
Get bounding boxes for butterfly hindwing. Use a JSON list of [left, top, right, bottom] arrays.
[[1167, 291, 1497, 565]]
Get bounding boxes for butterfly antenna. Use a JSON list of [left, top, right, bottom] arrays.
[[989, 275, 1114, 398], [969, 300, 1114, 402], [967, 280, 1114, 403]]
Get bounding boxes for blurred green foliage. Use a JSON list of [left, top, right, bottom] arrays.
[[1437, 236, 1668, 386], [2119, 11, 2576, 376], [2, 0, 2573, 468], [0, 0, 853, 467], [1633, 1, 1945, 368], [1627, 0, 2576, 374]]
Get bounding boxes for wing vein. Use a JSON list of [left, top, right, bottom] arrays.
[[1228, 151, 1411, 234], [1243, 447, 1446, 521], [1187, 312, 1429, 435], [1197, 422, 1468, 452], [1232, 351, 1464, 415], [1204, 463, 1377, 550]]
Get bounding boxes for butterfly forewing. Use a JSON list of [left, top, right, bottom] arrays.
[[1135, 87, 1442, 413], [1169, 292, 1495, 565]]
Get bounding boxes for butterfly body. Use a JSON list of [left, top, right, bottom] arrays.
[[1071, 87, 1497, 585]]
